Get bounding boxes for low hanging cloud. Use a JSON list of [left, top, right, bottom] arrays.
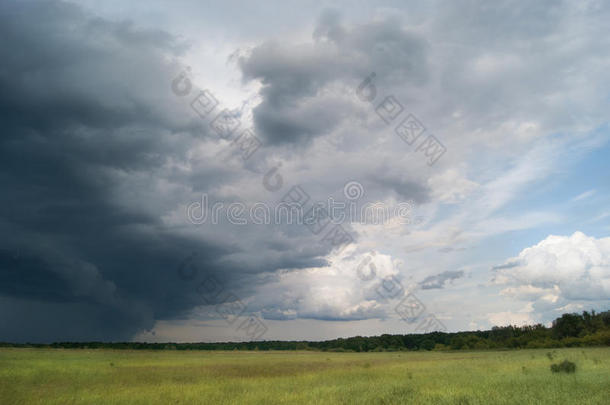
[[419, 270, 465, 290]]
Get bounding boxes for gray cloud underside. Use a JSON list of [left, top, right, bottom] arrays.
[[0, 1, 334, 342], [2, 0, 609, 341], [419, 270, 465, 290]]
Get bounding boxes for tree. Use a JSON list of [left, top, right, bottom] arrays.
[[553, 313, 585, 339], [420, 339, 435, 351]]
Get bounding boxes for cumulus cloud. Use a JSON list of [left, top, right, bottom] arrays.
[[493, 232, 610, 321], [240, 250, 403, 321]]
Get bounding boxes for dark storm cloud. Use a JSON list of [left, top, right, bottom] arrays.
[[419, 270, 464, 290], [239, 12, 429, 145], [0, 1, 446, 342], [0, 3, 185, 135], [0, 1, 290, 342]]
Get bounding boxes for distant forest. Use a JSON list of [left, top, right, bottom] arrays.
[[3, 310, 609, 352]]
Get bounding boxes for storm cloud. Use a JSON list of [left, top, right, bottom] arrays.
[[0, 0, 331, 342], [2, 0, 609, 342]]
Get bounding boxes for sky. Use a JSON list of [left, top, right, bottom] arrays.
[[1, 0, 609, 343]]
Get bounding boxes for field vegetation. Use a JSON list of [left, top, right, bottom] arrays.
[[1, 347, 608, 404]]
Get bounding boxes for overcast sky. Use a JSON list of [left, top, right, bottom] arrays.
[[1, 0, 609, 343]]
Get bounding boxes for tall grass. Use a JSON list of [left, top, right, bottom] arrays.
[[0, 347, 608, 404]]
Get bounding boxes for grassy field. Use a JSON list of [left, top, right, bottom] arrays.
[[0, 347, 608, 404]]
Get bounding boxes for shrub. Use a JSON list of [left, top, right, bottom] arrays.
[[550, 360, 576, 373]]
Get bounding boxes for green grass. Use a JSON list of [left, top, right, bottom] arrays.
[[1, 347, 608, 404]]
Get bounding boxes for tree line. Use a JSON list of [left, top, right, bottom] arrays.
[[2, 310, 608, 352]]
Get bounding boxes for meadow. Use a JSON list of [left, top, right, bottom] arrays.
[[0, 347, 608, 404]]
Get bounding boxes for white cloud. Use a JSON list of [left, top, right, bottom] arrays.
[[572, 189, 596, 201], [428, 169, 479, 204], [590, 212, 610, 223], [242, 249, 408, 321], [493, 231, 610, 322]]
